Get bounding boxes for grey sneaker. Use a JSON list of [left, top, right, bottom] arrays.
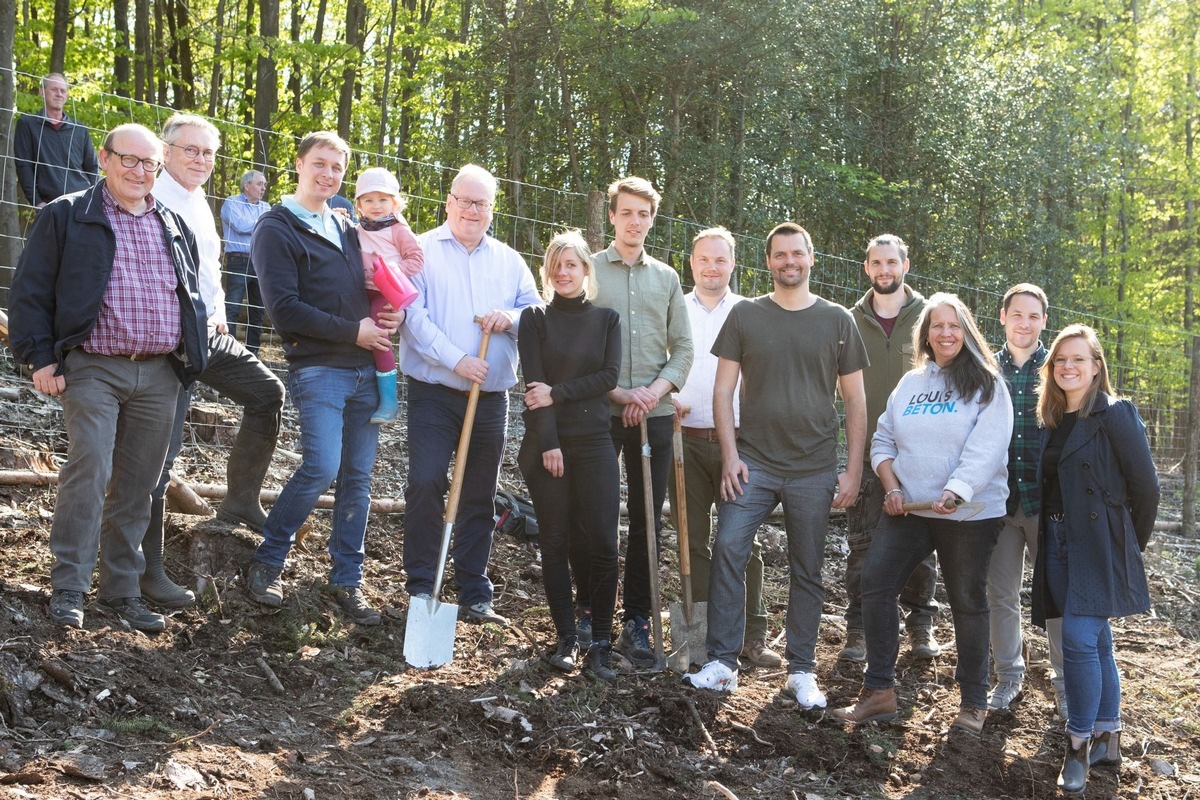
[[585, 641, 618, 684], [460, 602, 508, 626], [97, 596, 166, 632], [576, 606, 593, 649], [615, 616, 654, 668], [247, 561, 284, 607], [988, 680, 1023, 710], [49, 590, 84, 628], [909, 627, 942, 659], [839, 629, 867, 662], [332, 585, 381, 626]]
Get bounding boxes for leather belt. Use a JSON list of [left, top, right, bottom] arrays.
[[119, 352, 167, 362], [680, 426, 735, 443]]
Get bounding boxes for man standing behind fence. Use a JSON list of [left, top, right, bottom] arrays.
[[221, 170, 271, 354], [581, 176, 693, 667], [14, 73, 98, 208], [398, 164, 540, 626], [9, 123, 207, 631], [151, 114, 285, 610]]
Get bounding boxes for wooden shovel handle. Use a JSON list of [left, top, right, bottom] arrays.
[[902, 497, 963, 512], [444, 317, 493, 524]]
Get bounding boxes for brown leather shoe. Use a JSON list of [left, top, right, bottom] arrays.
[[740, 638, 783, 668], [829, 687, 897, 724], [950, 706, 987, 736]]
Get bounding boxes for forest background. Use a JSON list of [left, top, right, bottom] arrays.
[[0, 0, 1198, 530]]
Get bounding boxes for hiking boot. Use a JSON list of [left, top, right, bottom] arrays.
[[548, 635, 579, 672], [247, 561, 284, 607], [909, 627, 941, 659], [741, 638, 783, 668], [49, 590, 84, 628], [950, 706, 987, 736], [332, 585, 381, 626], [98, 596, 166, 632], [461, 602, 509, 626], [839, 628, 867, 662], [615, 616, 654, 668], [1058, 736, 1090, 793], [575, 606, 593, 649], [987, 680, 1023, 710], [1089, 730, 1121, 768], [785, 672, 828, 709], [585, 641, 618, 684], [682, 660, 738, 692], [829, 687, 898, 724], [140, 496, 196, 609]]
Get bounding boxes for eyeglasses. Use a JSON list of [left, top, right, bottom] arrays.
[[169, 143, 218, 162], [1052, 356, 1096, 367], [450, 193, 493, 212], [107, 150, 163, 172]]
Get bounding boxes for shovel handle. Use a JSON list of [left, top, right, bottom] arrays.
[[902, 497, 963, 512], [445, 319, 493, 525], [672, 416, 693, 608]]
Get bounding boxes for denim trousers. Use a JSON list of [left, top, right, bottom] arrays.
[[155, 328, 285, 497], [706, 461, 835, 672], [1045, 517, 1122, 738], [224, 253, 265, 353], [50, 350, 179, 597], [519, 433, 620, 642], [403, 378, 508, 606], [668, 435, 768, 639], [254, 364, 378, 586], [845, 466, 939, 633], [862, 513, 1001, 709], [987, 508, 1065, 686]]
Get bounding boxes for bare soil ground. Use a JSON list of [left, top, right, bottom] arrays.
[[1, 352, 1198, 800]]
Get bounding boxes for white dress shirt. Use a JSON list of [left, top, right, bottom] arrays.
[[154, 169, 225, 327], [673, 289, 742, 429]]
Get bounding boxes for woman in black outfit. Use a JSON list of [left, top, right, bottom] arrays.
[[1033, 324, 1158, 794], [518, 230, 622, 683]]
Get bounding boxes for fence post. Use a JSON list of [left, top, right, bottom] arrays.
[[1185, 333, 1199, 536]]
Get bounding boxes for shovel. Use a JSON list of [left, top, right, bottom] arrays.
[[640, 419, 667, 671], [668, 416, 707, 673], [404, 325, 493, 669], [901, 496, 986, 520]]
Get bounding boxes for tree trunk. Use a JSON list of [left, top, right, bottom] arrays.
[[0, 0, 21, 302], [288, 1, 301, 114], [154, 0, 168, 105], [135, 0, 150, 101], [50, 0, 68, 74], [377, 0, 399, 155], [175, 0, 195, 109], [254, 0, 279, 174], [337, 0, 367, 143], [311, 0, 328, 120], [114, 0, 131, 97]]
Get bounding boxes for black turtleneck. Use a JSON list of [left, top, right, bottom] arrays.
[[517, 293, 622, 451]]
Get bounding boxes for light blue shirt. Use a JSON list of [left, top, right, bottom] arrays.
[[399, 222, 541, 393], [281, 195, 342, 249], [221, 193, 271, 254]]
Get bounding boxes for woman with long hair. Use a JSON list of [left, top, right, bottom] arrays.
[[517, 230, 622, 683], [1032, 324, 1158, 794], [832, 293, 1012, 734]]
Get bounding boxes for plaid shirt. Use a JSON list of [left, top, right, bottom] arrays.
[[82, 185, 182, 357], [997, 342, 1047, 516]]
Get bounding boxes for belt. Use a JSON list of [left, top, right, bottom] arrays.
[[1048, 512, 1065, 522], [680, 426, 736, 443]]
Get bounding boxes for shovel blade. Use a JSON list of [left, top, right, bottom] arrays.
[[668, 600, 708, 672], [403, 596, 458, 668]]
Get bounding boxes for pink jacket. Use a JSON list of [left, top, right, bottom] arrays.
[[357, 217, 424, 291]]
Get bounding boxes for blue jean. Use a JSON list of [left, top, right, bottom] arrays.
[[50, 350, 179, 597], [1045, 517, 1122, 738], [862, 513, 1001, 709], [224, 253, 264, 354], [706, 461, 835, 672], [403, 378, 508, 606], [254, 364, 379, 586]]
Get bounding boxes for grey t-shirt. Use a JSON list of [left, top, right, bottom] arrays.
[[712, 295, 868, 478]]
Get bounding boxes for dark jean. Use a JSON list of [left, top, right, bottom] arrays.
[[403, 378, 508, 606], [155, 328, 284, 498], [224, 252, 265, 354], [845, 466, 939, 632], [1045, 517, 1122, 738], [519, 432, 620, 642], [862, 513, 1001, 709], [254, 364, 379, 586]]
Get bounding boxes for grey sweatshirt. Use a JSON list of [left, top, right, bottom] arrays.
[[871, 362, 1013, 520]]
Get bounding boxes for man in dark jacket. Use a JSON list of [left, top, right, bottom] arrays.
[[9, 123, 208, 632], [14, 73, 99, 207]]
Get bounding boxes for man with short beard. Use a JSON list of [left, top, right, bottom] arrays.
[[842, 235, 941, 663]]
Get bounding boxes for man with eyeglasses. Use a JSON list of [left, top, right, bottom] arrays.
[[9, 123, 208, 631], [14, 73, 99, 208], [221, 170, 271, 354], [398, 163, 540, 626], [987, 283, 1067, 718], [150, 114, 285, 610]]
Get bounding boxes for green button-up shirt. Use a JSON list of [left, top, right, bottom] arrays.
[[592, 244, 693, 418], [997, 342, 1046, 517]]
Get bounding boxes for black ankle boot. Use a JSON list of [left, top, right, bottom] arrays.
[[1058, 736, 1090, 794], [548, 635, 579, 672], [1090, 730, 1122, 768], [585, 641, 618, 684]]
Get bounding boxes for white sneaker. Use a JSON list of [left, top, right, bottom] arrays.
[[682, 660, 738, 692], [786, 672, 827, 709]]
